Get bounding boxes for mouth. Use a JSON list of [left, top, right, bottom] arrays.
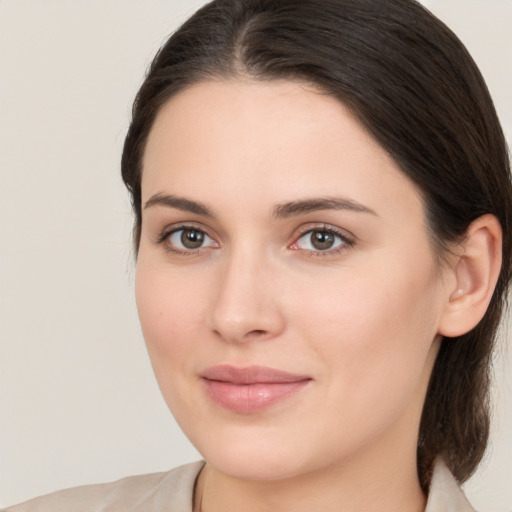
[[199, 365, 312, 414]]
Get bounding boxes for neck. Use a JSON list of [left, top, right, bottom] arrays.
[[195, 446, 426, 512]]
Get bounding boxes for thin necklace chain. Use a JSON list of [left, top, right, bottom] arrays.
[[194, 466, 207, 512]]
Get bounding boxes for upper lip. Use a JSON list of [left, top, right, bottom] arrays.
[[200, 365, 311, 384]]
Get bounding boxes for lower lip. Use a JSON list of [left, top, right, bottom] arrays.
[[202, 379, 310, 414]]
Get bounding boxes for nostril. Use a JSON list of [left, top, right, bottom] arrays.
[[246, 329, 267, 337]]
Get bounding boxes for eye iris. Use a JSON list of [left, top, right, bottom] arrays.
[[181, 229, 204, 249], [311, 230, 335, 250]]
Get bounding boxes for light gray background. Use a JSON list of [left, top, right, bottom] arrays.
[[1, 1, 511, 509]]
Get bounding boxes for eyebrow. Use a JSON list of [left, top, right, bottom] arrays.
[[144, 193, 214, 217], [272, 197, 378, 218], [143, 193, 377, 219]]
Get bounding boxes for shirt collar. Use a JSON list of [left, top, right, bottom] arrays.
[[155, 459, 476, 512], [425, 458, 476, 512]]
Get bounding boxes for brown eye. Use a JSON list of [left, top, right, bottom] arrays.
[[167, 228, 215, 251], [180, 229, 204, 249], [310, 231, 335, 250], [295, 229, 349, 252]]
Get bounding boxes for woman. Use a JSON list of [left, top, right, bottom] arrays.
[[6, 0, 511, 510]]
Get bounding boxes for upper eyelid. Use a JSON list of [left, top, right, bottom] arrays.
[[158, 222, 216, 241], [292, 223, 355, 241]]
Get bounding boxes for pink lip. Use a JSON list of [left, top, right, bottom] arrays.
[[200, 365, 312, 414]]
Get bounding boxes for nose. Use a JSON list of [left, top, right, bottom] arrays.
[[208, 247, 285, 344]]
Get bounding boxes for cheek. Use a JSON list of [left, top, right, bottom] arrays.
[[134, 261, 215, 430], [135, 261, 208, 375], [288, 255, 442, 426]]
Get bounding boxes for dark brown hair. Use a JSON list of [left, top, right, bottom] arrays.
[[121, 0, 512, 490]]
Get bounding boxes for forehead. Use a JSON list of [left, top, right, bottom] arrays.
[[141, 79, 423, 220]]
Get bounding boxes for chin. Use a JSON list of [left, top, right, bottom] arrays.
[[183, 419, 341, 482], [205, 448, 312, 482]]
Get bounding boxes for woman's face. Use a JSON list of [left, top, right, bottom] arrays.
[[136, 80, 451, 481]]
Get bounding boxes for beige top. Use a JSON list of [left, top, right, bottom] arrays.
[[4, 459, 476, 512]]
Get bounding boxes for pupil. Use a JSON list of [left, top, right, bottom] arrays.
[[311, 231, 334, 250], [181, 229, 204, 249]]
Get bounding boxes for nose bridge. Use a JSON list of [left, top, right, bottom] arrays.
[[209, 241, 283, 342]]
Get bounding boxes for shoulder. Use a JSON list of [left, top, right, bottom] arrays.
[[425, 458, 476, 512], [3, 461, 205, 512]]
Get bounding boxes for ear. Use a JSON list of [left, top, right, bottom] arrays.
[[438, 214, 503, 338]]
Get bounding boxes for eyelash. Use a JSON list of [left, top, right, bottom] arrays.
[[156, 223, 355, 257], [290, 225, 355, 257], [156, 224, 217, 256]]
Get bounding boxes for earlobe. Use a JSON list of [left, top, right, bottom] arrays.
[[438, 214, 502, 338]]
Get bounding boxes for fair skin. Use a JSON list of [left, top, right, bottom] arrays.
[[135, 79, 502, 512]]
